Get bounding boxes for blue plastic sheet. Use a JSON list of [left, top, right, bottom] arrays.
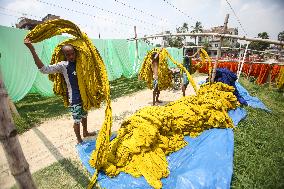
[[235, 83, 270, 111], [228, 107, 247, 126], [76, 83, 268, 189], [77, 129, 234, 189]]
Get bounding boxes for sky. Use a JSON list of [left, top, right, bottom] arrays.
[[0, 0, 283, 42]]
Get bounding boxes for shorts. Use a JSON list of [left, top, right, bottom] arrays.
[[153, 78, 158, 89], [69, 103, 88, 124], [183, 73, 189, 86]]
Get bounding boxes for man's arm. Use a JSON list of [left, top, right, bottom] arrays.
[[24, 38, 62, 74], [24, 38, 44, 69], [190, 49, 201, 58]]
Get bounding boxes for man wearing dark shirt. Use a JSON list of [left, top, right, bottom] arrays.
[[24, 39, 95, 143], [182, 49, 194, 96]]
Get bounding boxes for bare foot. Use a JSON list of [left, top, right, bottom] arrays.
[[156, 100, 162, 103], [77, 138, 83, 144], [83, 131, 96, 138]]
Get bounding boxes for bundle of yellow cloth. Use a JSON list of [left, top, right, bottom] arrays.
[[26, 19, 113, 188], [89, 82, 238, 189], [138, 48, 198, 92]]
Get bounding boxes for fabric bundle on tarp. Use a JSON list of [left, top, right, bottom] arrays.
[[76, 82, 269, 189]]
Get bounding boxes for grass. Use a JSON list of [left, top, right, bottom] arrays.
[[11, 77, 283, 188], [231, 78, 284, 189], [14, 76, 146, 134], [11, 159, 91, 189]]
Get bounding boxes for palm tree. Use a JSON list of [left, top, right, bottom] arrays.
[[278, 31, 284, 41], [249, 32, 270, 51], [176, 23, 189, 47], [190, 21, 203, 45], [258, 32, 269, 39]]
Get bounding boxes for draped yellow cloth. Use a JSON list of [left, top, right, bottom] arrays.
[[26, 19, 113, 189]]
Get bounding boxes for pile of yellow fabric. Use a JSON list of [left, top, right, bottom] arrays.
[[138, 48, 173, 91], [26, 19, 113, 187], [89, 82, 238, 189]]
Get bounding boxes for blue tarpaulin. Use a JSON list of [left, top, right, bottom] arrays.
[[76, 83, 269, 189]]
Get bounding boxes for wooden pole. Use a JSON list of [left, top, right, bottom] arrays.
[[137, 32, 284, 46], [211, 14, 229, 82], [0, 74, 36, 189], [247, 62, 253, 79], [134, 26, 139, 64], [237, 42, 249, 81], [267, 63, 274, 89], [8, 97, 20, 117]]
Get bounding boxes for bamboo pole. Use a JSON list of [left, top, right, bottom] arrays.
[[268, 63, 274, 89], [0, 74, 36, 189], [8, 97, 20, 117], [237, 42, 249, 80], [134, 26, 139, 65], [247, 63, 253, 79], [237, 42, 242, 73], [211, 14, 229, 82], [136, 32, 284, 46]]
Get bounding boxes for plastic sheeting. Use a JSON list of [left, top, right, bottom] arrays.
[[0, 25, 41, 101], [76, 82, 271, 189], [77, 129, 234, 189], [235, 82, 270, 111], [0, 25, 184, 102]]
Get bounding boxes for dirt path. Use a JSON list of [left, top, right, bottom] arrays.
[[0, 75, 207, 189]]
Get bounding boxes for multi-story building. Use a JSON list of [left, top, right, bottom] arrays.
[[16, 14, 60, 30], [198, 26, 239, 57]]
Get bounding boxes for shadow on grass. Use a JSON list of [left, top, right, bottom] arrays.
[[33, 127, 90, 188]]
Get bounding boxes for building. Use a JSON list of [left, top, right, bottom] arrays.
[[16, 14, 60, 30], [198, 26, 239, 57]]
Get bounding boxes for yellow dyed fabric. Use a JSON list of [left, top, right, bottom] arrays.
[[138, 48, 173, 91], [276, 66, 284, 89], [200, 48, 212, 76], [26, 19, 110, 111], [138, 48, 211, 93], [26, 19, 113, 188], [89, 82, 238, 189]]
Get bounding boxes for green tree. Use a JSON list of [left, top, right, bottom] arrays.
[[249, 32, 270, 51], [278, 31, 284, 41], [190, 21, 203, 45], [202, 39, 211, 51], [163, 23, 189, 48]]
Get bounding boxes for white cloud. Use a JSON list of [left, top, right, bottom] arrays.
[[6, 0, 44, 16]]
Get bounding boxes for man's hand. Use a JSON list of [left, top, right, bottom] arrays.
[[24, 38, 34, 49]]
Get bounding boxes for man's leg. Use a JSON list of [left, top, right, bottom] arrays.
[[182, 85, 186, 96], [182, 73, 189, 96], [82, 117, 96, 137], [153, 89, 156, 105], [156, 90, 162, 103], [73, 122, 83, 144]]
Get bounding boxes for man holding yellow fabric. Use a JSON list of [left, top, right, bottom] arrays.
[[24, 38, 95, 144]]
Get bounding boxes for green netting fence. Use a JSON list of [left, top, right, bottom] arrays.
[[0, 25, 183, 102]]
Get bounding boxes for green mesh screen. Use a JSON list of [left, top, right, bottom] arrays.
[[0, 25, 184, 102]]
